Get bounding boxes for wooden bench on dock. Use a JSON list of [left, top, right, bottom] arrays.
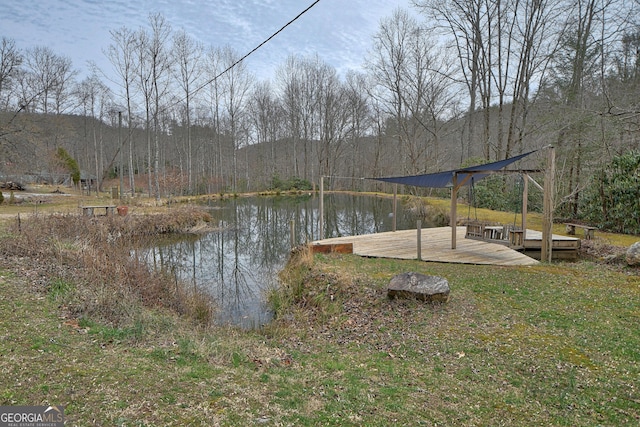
[[464, 220, 526, 249], [564, 223, 597, 240], [81, 205, 117, 217]]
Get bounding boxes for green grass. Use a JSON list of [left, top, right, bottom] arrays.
[[1, 192, 640, 425], [265, 253, 640, 426]]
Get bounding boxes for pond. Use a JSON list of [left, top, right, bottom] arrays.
[[143, 193, 420, 328]]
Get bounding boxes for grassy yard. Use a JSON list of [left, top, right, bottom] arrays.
[[0, 188, 639, 425], [1, 248, 639, 425]]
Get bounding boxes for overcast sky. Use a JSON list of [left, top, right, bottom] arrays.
[[1, 0, 416, 82]]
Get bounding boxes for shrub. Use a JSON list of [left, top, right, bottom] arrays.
[[0, 207, 216, 328], [472, 174, 542, 214], [580, 151, 640, 234], [269, 175, 312, 191], [401, 196, 450, 227], [56, 147, 81, 185]]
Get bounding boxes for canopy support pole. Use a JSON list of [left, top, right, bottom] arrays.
[[392, 184, 397, 232], [451, 173, 458, 249], [542, 147, 555, 262], [522, 174, 528, 241]]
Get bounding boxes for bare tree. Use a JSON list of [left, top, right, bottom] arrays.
[[106, 26, 139, 195], [249, 80, 283, 186], [344, 70, 372, 189], [22, 46, 76, 114], [135, 28, 154, 197], [134, 14, 173, 200], [172, 30, 203, 195], [367, 8, 453, 176], [203, 47, 223, 192], [147, 13, 173, 200], [75, 73, 112, 192], [502, 0, 560, 158], [366, 9, 412, 172], [276, 55, 306, 179], [0, 37, 22, 111], [543, 0, 628, 216], [414, 0, 485, 159], [0, 37, 23, 162], [15, 45, 77, 176], [218, 46, 253, 193], [314, 60, 348, 179]]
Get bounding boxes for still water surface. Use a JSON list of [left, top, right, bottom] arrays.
[[144, 193, 416, 328]]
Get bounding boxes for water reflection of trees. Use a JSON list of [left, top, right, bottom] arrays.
[[143, 194, 411, 328], [323, 194, 409, 239]]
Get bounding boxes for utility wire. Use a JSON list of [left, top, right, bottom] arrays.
[[123, 1, 322, 127], [185, 0, 321, 102]]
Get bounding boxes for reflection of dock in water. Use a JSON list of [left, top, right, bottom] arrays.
[[313, 226, 580, 266]]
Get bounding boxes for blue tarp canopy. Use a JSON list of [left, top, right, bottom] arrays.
[[372, 151, 536, 188]]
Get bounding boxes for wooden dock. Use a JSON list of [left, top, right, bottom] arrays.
[[312, 227, 580, 266]]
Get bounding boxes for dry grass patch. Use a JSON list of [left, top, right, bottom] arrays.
[[0, 207, 215, 327]]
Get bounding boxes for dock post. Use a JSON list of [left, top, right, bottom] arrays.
[[450, 173, 458, 249], [392, 184, 397, 232], [290, 220, 296, 249], [417, 220, 422, 261]]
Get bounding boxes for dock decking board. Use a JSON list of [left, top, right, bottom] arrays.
[[312, 227, 579, 266]]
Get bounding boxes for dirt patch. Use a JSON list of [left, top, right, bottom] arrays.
[[579, 239, 628, 262]]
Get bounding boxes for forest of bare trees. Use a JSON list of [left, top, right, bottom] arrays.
[[0, 1, 639, 217]]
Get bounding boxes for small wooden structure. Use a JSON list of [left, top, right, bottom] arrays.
[[312, 227, 539, 266], [564, 223, 597, 240], [312, 226, 579, 265], [365, 147, 556, 260], [518, 229, 580, 260], [80, 205, 116, 217], [464, 220, 579, 259], [464, 220, 525, 248]]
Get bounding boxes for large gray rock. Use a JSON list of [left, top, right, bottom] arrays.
[[626, 242, 640, 266], [387, 272, 450, 302]]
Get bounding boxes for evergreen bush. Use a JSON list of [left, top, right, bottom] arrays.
[[581, 151, 640, 234]]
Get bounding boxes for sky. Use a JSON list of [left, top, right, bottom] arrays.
[[0, 0, 416, 82]]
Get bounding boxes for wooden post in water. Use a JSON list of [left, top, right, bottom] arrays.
[[417, 220, 422, 261], [290, 220, 296, 249]]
